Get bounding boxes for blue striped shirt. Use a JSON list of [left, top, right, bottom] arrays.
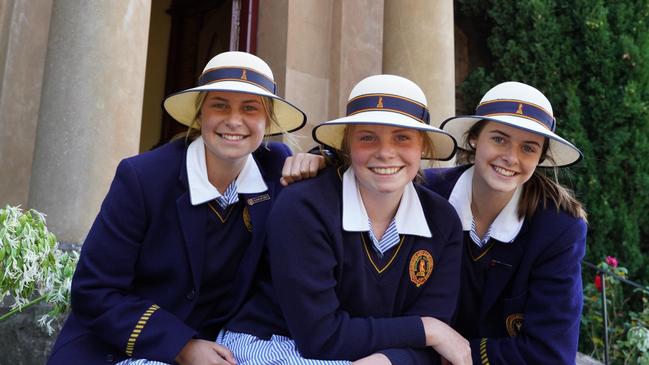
[[215, 180, 239, 209], [368, 218, 400, 255]]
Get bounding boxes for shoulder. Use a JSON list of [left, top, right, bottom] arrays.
[[274, 167, 340, 207], [529, 202, 587, 236], [415, 183, 462, 236], [122, 138, 186, 173], [522, 202, 587, 256], [253, 141, 292, 180], [422, 165, 469, 198]]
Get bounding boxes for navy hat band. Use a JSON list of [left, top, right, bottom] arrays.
[[346, 94, 430, 124], [475, 100, 555, 131], [198, 67, 277, 94]]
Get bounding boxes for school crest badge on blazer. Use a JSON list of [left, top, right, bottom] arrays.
[[242, 206, 252, 232], [505, 313, 524, 337], [409, 250, 433, 287]]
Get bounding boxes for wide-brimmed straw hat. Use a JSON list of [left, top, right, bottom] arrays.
[[441, 81, 582, 167], [163, 51, 306, 136], [312, 74, 457, 160]]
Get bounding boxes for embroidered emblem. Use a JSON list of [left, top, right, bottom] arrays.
[[409, 250, 434, 287], [246, 194, 270, 206], [516, 103, 524, 115], [505, 313, 524, 337], [377, 96, 384, 108], [241, 69, 248, 80], [242, 206, 252, 232]]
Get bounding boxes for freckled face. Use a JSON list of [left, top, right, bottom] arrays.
[[348, 125, 424, 200], [199, 91, 267, 167], [471, 122, 545, 198]]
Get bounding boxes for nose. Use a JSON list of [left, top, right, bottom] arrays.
[[224, 110, 244, 128], [375, 140, 396, 159], [500, 145, 518, 165]]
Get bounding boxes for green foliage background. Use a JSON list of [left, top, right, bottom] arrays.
[[456, 0, 649, 361], [457, 0, 649, 278]]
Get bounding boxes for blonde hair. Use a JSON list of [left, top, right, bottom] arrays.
[[456, 120, 587, 220]]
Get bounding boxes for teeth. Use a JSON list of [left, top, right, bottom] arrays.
[[221, 134, 244, 141], [494, 166, 515, 176], [370, 167, 401, 175]]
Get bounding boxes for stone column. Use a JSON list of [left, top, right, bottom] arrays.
[[383, 0, 455, 128], [28, 1, 151, 244], [257, 0, 383, 152], [329, 0, 383, 118], [0, 0, 53, 206]]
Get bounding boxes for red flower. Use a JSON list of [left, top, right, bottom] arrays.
[[594, 275, 602, 292], [606, 256, 618, 268]]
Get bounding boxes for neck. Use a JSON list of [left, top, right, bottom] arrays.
[[359, 185, 403, 239], [204, 148, 247, 193], [470, 177, 515, 230]]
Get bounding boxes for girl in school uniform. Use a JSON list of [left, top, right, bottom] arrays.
[[47, 51, 307, 365], [424, 81, 587, 364], [219, 74, 472, 365]]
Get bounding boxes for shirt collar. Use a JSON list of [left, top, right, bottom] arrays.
[[448, 166, 524, 243], [186, 136, 267, 206], [341, 167, 431, 238]]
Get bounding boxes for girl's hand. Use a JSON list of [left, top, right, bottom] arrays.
[[280, 153, 325, 186], [351, 353, 391, 365], [421, 317, 471, 365], [175, 339, 237, 365]]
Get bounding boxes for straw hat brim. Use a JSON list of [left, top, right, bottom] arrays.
[[312, 111, 457, 161], [163, 81, 306, 136], [441, 115, 582, 167]]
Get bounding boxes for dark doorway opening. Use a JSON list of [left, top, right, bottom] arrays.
[[159, 0, 259, 145]]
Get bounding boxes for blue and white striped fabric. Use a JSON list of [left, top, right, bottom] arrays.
[[367, 218, 400, 255], [217, 330, 352, 365], [469, 219, 493, 248], [116, 359, 169, 365], [215, 180, 239, 209]]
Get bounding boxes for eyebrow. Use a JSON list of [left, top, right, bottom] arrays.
[[489, 129, 543, 147]]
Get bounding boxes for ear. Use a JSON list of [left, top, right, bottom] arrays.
[[468, 137, 477, 149]]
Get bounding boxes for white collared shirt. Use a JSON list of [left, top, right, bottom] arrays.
[[341, 167, 431, 238], [448, 166, 524, 245], [186, 136, 268, 206]]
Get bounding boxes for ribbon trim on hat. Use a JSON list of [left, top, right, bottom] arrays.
[[198, 67, 277, 94], [475, 100, 556, 131], [346, 94, 430, 124]]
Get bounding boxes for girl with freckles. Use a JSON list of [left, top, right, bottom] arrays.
[[425, 81, 588, 365], [48, 51, 308, 365], [219, 75, 472, 365]]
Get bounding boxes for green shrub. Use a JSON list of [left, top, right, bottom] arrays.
[[0, 205, 78, 334]]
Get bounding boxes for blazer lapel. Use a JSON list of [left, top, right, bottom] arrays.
[[235, 188, 274, 283], [176, 155, 207, 291], [480, 239, 524, 318]]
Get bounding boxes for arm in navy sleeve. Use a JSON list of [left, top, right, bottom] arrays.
[[473, 217, 587, 365], [377, 200, 464, 365], [267, 187, 427, 361], [71, 159, 196, 363]]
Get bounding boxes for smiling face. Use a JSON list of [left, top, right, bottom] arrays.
[[347, 124, 424, 201], [470, 122, 545, 199], [199, 91, 267, 169]]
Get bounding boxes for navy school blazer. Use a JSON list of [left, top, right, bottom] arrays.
[[47, 138, 291, 364], [226, 166, 463, 365], [424, 166, 587, 365]]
